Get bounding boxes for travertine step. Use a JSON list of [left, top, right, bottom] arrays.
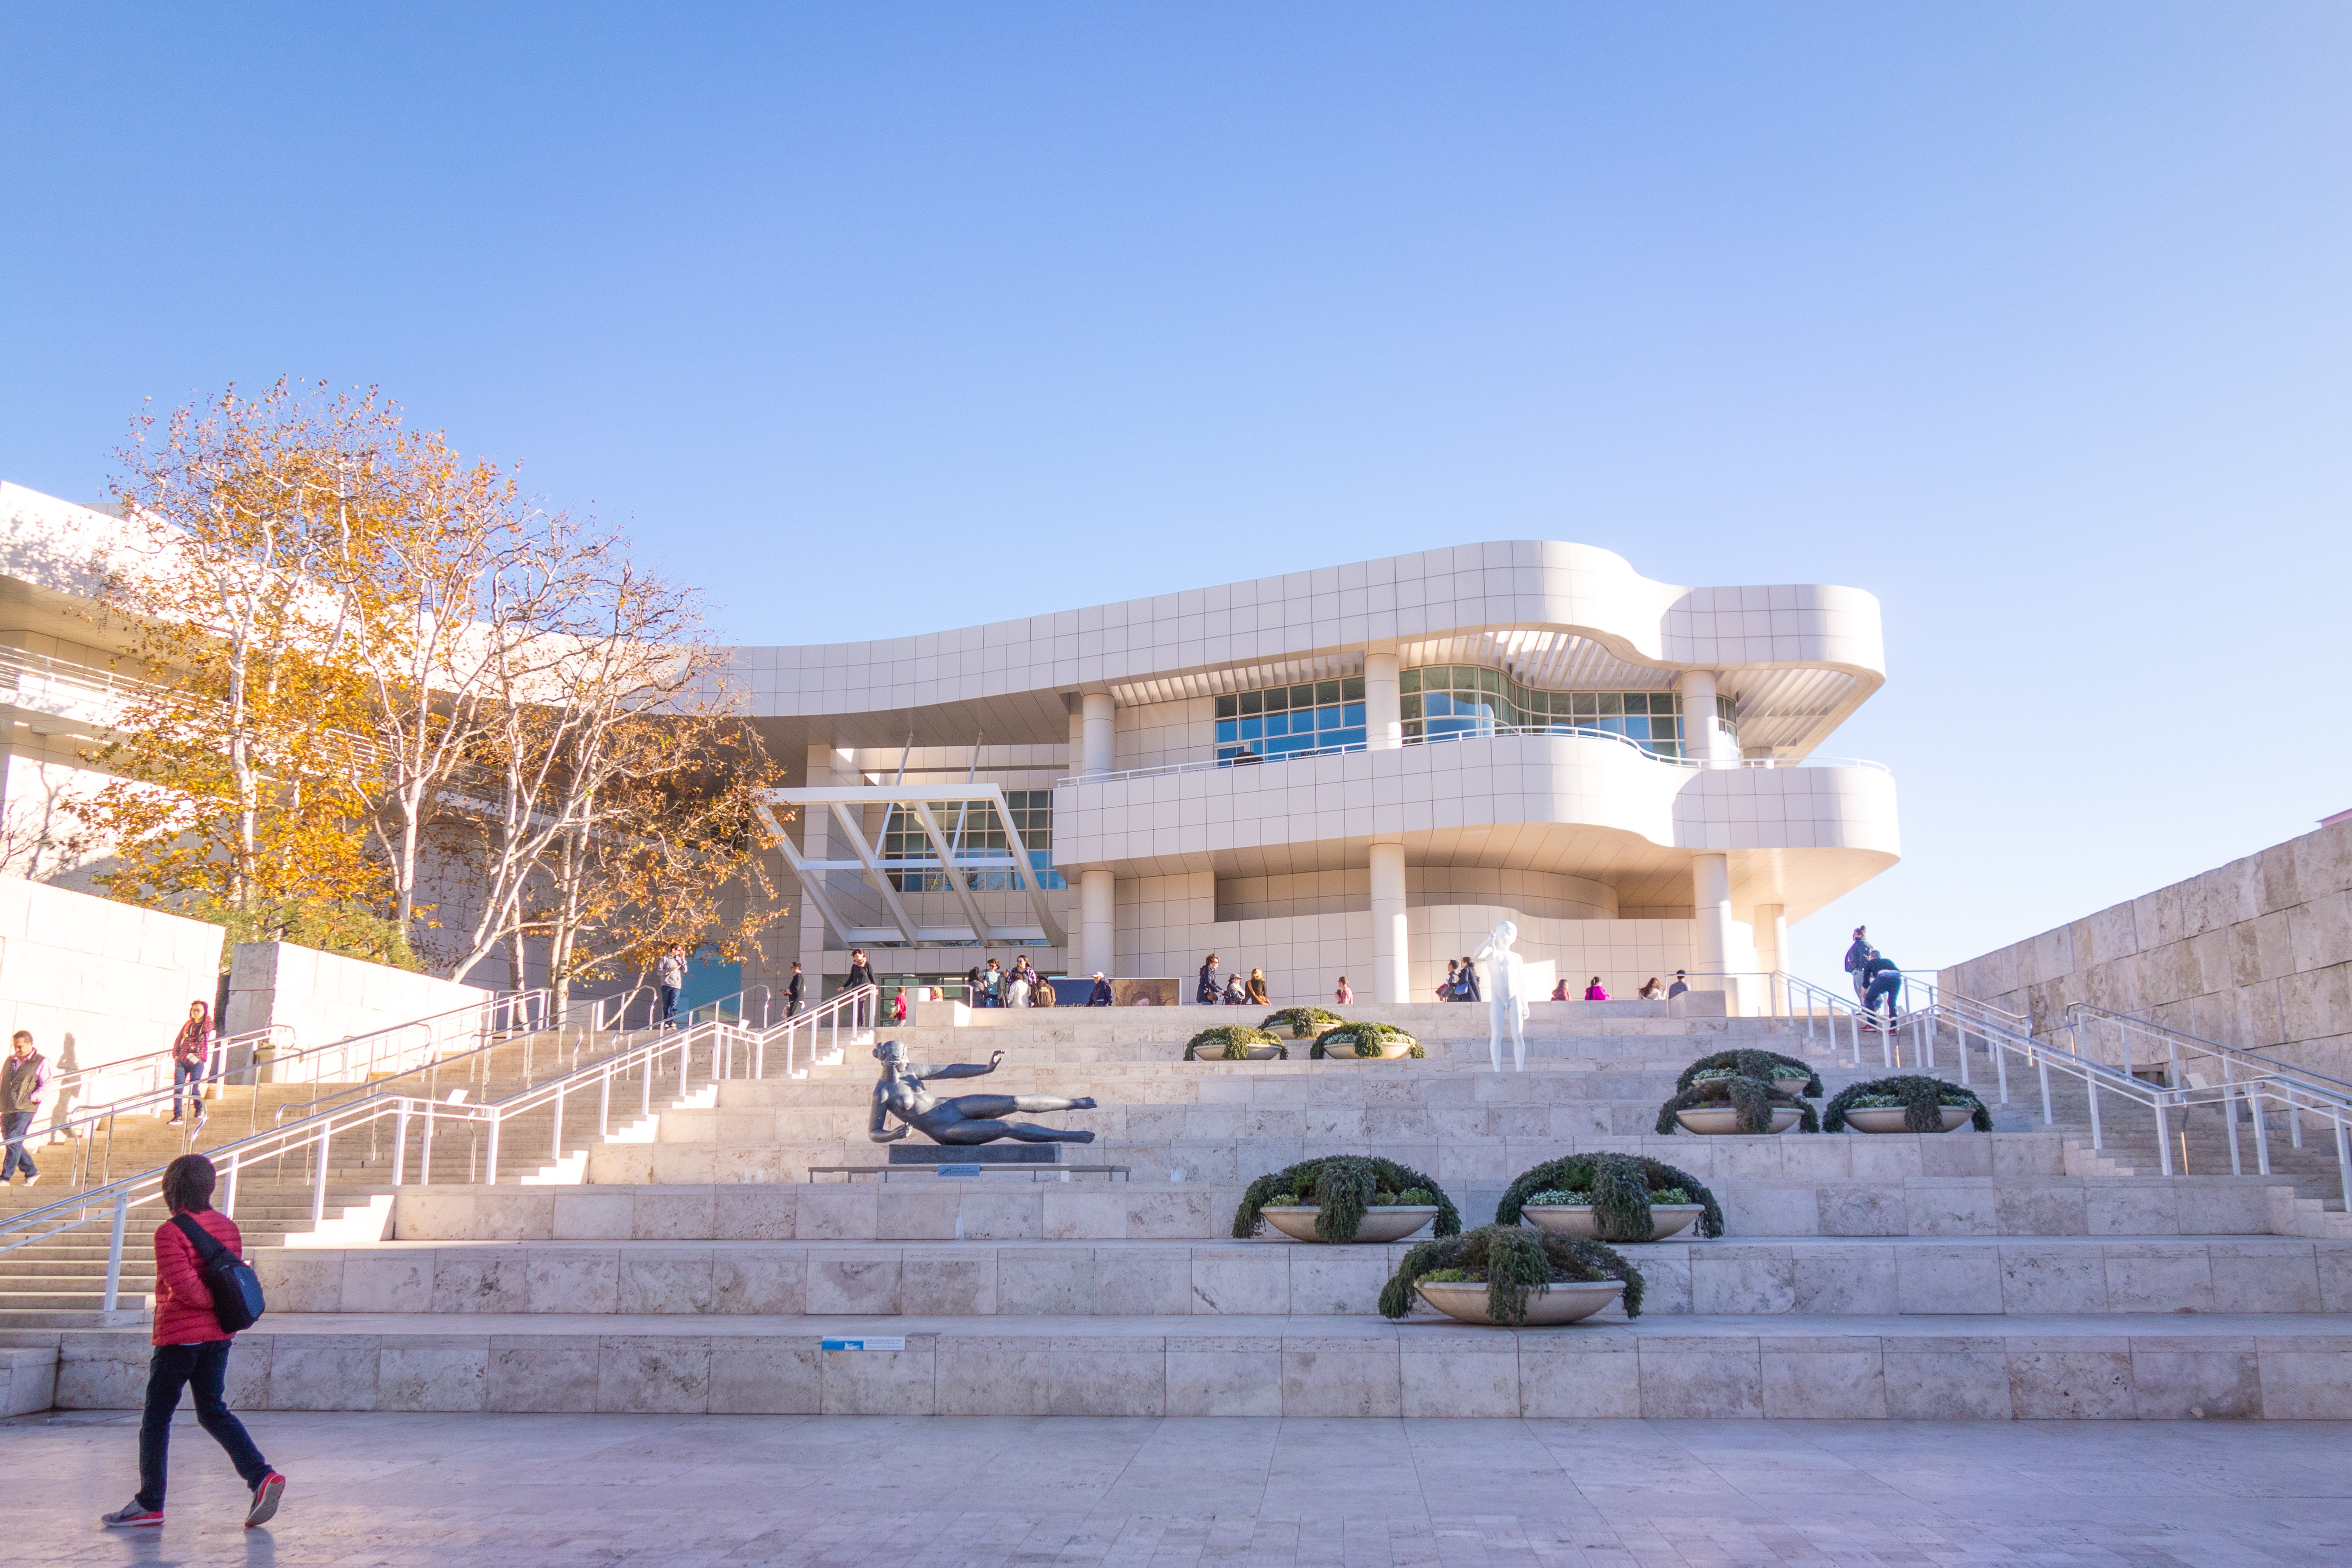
[[393, 1169, 2302, 1244], [253, 1233, 2352, 1319], [587, 1127, 2074, 1186], [21, 1310, 2352, 1419]]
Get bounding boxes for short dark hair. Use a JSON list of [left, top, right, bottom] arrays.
[[163, 1153, 217, 1214], [9, 1029, 28, 1045]]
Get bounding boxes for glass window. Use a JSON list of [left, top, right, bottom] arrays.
[[1401, 693, 1421, 720], [1343, 703, 1364, 727], [1399, 669, 1421, 694], [1316, 680, 1340, 705], [1291, 683, 1313, 709], [1239, 690, 1262, 716], [1264, 687, 1289, 712], [1342, 676, 1365, 701], [1316, 705, 1341, 730], [1215, 719, 1238, 743], [1215, 693, 1238, 719], [1265, 712, 1289, 737], [1240, 716, 1263, 740]]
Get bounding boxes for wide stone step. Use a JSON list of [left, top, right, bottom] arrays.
[[32, 1310, 2352, 1419], [393, 1168, 2298, 1245], [586, 1127, 2075, 1187], [253, 1233, 2352, 1320]]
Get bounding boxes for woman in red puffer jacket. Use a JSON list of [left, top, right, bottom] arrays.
[[99, 1154, 288, 1531]]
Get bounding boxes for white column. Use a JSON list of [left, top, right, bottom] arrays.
[[1681, 670, 1733, 766], [1692, 852, 1733, 989], [1079, 868, 1115, 979], [1753, 902, 1786, 1014], [1364, 652, 1402, 750], [1068, 709, 1086, 776], [1082, 692, 1116, 777], [1370, 839, 1408, 1003]]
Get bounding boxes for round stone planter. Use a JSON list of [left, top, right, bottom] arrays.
[[1185, 1047, 1286, 1063], [1523, 1202, 1706, 1242], [1259, 1204, 1438, 1243], [1843, 1105, 1976, 1134], [1317, 1042, 1415, 1061], [1414, 1277, 1624, 1326], [1674, 1106, 1802, 1135]]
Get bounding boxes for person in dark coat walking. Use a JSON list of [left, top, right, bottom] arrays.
[[102, 1154, 286, 1530], [785, 961, 806, 1020], [1088, 972, 1114, 1007], [846, 949, 877, 1025], [1197, 954, 1222, 1005], [1457, 959, 1481, 1004], [1843, 927, 1873, 1007]]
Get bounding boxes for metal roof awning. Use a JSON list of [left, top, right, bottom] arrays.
[[756, 784, 1066, 949]]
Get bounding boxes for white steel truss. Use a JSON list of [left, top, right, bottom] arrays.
[[757, 784, 1066, 948]]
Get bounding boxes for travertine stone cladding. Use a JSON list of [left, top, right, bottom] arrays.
[[1940, 819, 2352, 1080]]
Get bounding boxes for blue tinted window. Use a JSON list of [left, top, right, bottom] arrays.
[[1215, 719, 1238, 743], [1240, 717, 1262, 740]]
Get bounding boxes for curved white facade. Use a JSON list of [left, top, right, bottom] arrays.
[[745, 541, 1898, 1010]]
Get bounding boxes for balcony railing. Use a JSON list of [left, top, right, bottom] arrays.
[[1055, 724, 1888, 789]]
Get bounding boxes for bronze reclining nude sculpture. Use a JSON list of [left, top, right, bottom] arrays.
[[866, 1039, 1098, 1145]]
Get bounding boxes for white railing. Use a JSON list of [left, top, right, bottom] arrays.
[[1056, 726, 1890, 790], [41, 1025, 296, 1124], [0, 985, 877, 1319]]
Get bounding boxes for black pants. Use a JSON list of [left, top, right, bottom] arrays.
[[138, 1341, 270, 1510]]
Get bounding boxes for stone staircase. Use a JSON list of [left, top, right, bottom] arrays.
[[0, 1023, 690, 1327], [7, 1004, 2348, 1420]]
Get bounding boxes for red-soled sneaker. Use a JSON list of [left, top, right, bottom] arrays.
[[101, 1501, 163, 1528], [245, 1472, 287, 1528]]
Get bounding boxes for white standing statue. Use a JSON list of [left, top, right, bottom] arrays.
[[1473, 920, 1530, 1072]]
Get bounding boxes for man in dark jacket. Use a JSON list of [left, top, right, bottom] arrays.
[[1861, 952, 1902, 1027], [102, 1154, 286, 1530], [785, 962, 805, 1020], [1197, 954, 1221, 1005], [1088, 972, 1113, 1007]]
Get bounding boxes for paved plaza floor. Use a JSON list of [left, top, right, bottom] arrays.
[[4, 1410, 2349, 1566]]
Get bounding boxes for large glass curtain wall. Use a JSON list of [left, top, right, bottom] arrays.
[[1215, 678, 1368, 763], [881, 791, 1066, 890], [1402, 666, 1736, 761]]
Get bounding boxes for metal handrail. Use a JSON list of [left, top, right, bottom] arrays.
[[408, 982, 876, 1184], [1054, 726, 1890, 789], [42, 1025, 295, 1115], [0, 985, 879, 1319], [1849, 991, 2352, 1206]]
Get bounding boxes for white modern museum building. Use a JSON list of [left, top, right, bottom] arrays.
[[745, 542, 1901, 1009]]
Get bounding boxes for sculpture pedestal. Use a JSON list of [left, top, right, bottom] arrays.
[[887, 1144, 1063, 1166]]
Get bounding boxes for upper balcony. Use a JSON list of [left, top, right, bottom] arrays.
[[1051, 727, 1897, 921]]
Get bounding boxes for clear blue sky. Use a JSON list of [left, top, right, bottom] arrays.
[[3, 3, 2347, 988]]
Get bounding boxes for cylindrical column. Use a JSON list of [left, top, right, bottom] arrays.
[[1681, 670, 1733, 767], [1364, 652, 1402, 750], [1754, 902, 1787, 1015], [1082, 693, 1116, 776], [1080, 868, 1115, 980], [1370, 839, 1408, 1003], [1692, 852, 1733, 981]]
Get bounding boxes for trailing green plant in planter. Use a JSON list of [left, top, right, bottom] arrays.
[[1378, 1225, 1645, 1324], [1823, 1074, 1993, 1132], [1675, 1049, 1823, 1098], [1495, 1152, 1725, 1239], [1233, 1154, 1462, 1242], [1261, 1006, 1344, 1039], [1310, 1021, 1426, 1058], [1183, 1025, 1286, 1061], [1655, 1075, 1821, 1134]]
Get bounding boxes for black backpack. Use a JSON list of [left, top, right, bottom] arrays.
[[171, 1213, 267, 1333]]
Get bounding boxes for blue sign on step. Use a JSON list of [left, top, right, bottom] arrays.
[[935, 1164, 984, 1178], [821, 1337, 906, 1352]]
